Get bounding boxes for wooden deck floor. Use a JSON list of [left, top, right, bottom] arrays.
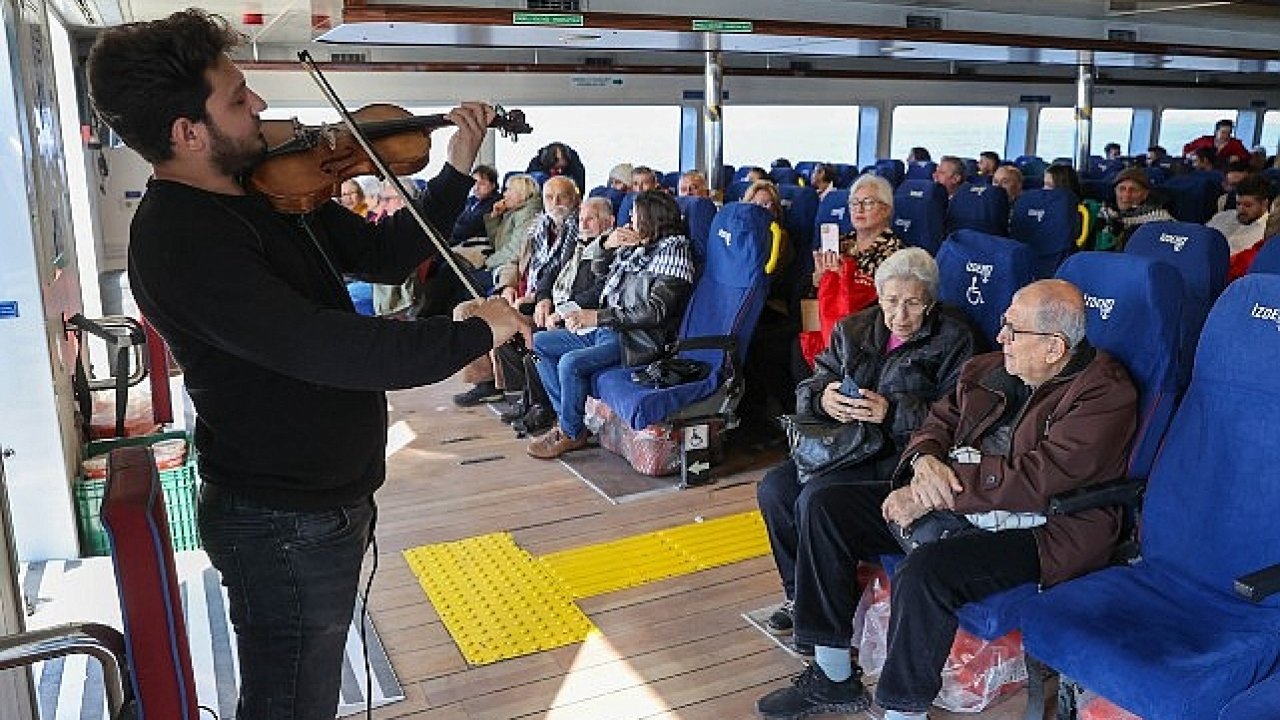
[[364, 377, 1042, 720]]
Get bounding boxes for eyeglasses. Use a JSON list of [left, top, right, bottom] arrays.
[[998, 315, 1066, 343], [850, 198, 885, 211], [880, 297, 930, 316]]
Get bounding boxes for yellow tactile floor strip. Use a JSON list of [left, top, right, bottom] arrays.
[[403, 532, 597, 666], [404, 511, 770, 665]]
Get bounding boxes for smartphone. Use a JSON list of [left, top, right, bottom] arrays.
[[839, 376, 864, 399], [820, 223, 840, 254]]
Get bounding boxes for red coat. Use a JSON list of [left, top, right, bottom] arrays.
[[798, 257, 878, 365], [1182, 135, 1250, 166]]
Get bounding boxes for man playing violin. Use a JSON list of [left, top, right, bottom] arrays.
[[87, 9, 529, 719]]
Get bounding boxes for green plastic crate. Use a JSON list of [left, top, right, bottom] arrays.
[[74, 430, 201, 557]]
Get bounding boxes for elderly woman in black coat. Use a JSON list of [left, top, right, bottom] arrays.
[[756, 247, 979, 644]]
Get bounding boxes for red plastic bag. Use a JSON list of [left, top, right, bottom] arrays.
[[801, 260, 878, 366], [1080, 695, 1145, 720], [855, 572, 1028, 713]]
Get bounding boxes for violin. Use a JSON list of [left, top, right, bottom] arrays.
[[248, 103, 531, 213]]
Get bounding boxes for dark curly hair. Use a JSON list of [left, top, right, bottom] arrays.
[[87, 9, 242, 163], [631, 190, 686, 241]]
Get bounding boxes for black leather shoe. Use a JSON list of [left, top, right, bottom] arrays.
[[755, 664, 870, 719]]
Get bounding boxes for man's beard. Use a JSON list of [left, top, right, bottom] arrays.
[[208, 119, 267, 177]]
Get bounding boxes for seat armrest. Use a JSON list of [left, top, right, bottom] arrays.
[[1235, 562, 1280, 603], [1047, 477, 1145, 516]]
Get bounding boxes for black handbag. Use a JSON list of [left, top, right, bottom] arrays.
[[887, 510, 983, 554], [778, 414, 885, 484]]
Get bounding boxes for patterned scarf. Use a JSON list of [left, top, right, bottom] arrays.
[[599, 234, 696, 309], [527, 210, 579, 291]]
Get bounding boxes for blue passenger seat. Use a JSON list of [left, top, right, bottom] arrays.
[[891, 179, 948, 255], [1009, 188, 1079, 278], [945, 182, 1010, 236], [935, 229, 1032, 346], [1021, 273, 1280, 720]]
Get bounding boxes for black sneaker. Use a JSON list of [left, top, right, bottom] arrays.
[[453, 382, 503, 407], [755, 664, 870, 719], [766, 600, 795, 636]]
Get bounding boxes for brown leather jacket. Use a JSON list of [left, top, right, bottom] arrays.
[[897, 345, 1138, 587]]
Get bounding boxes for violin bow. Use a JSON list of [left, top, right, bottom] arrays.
[[296, 50, 484, 300]]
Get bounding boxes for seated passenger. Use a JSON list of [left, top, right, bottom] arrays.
[[450, 164, 499, 243], [338, 178, 369, 217], [992, 165, 1023, 204], [1104, 142, 1122, 160], [745, 166, 769, 183], [526, 190, 695, 459], [1182, 118, 1249, 168], [755, 279, 1138, 720], [809, 162, 838, 200], [677, 170, 710, 198], [527, 141, 586, 195], [1217, 158, 1251, 211], [607, 163, 634, 193], [757, 248, 977, 639], [1190, 146, 1217, 173], [631, 165, 660, 194], [497, 197, 619, 435], [977, 151, 1000, 177], [453, 176, 578, 406], [801, 174, 903, 364], [479, 174, 543, 286], [932, 156, 965, 199], [1146, 145, 1168, 166], [1209, 174, 1273, 255], [1095, 167, 1173, 251], [906, 147, 931, 163]]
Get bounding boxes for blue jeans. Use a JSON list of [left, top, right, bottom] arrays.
[[532, 327, 620, 438], [198, 484, 376, 720]]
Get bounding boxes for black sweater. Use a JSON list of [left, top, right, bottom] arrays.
[[128, 165, 492, 509]]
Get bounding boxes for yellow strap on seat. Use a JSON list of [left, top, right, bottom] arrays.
[[765, 221, 784, 274], [1074, 204, 1091, 249]]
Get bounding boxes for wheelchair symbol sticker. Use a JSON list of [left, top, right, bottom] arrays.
[[684, 424, 709, 451], [966, 276, 984, 306]]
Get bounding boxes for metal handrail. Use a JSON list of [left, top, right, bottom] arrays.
[[0, 622, 129, 718]]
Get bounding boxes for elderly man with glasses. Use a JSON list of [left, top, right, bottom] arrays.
[[757, 279, 1138, 720]]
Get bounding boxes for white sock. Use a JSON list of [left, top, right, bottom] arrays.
[[814, 644, 852, 682]]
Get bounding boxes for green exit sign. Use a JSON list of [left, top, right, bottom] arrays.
[[513, 12, 584, 27], [692, 19, 754, 33]]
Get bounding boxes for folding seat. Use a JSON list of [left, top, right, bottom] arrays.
[[675, 195, 717, 265], [1021, 272, 1280, 720], [905, 160, 936, 180], [874, 158, 905, 187], [1248, 235, 1280, 275], [1009, 187, 1079, 278], [891, 179, 948, 254], [813, 188, 852, 240], [935, 229, 1032, 345], [1124, 221, 1229, 384], [102, 446, 200, 718], [945, 182, 1010, 236], [589, 203, 774, 481], [1160, 170, 1223, 224]]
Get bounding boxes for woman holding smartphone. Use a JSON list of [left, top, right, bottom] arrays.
[[801, 173, 904, 365], [755, 247, 979, 643]]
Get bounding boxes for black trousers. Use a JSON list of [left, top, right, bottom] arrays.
[[756, 459, 900, 640], [875, 528, 1039, 713]]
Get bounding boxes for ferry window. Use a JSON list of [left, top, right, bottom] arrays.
[[889, 106, 1006, 162], [722, 105, 859, 170], [1036, 108, 1134, 161], [494, 105, 680, 192], [1259, 110, 1280, 157], [1158, 109, 1238, 154]]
